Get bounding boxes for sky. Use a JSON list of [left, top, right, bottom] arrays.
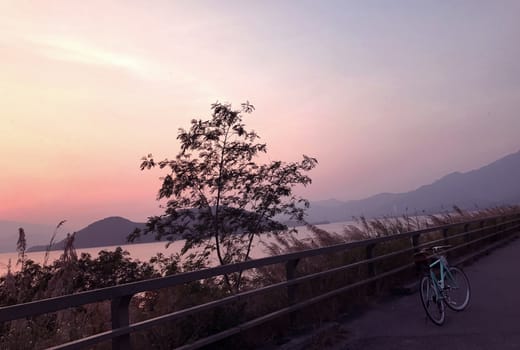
[[1, 1, 519, 232]]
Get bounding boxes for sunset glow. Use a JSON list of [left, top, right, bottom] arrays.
[[1, 1, 519, 231]]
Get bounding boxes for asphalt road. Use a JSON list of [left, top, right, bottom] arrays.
[[333, 237, 520, 350]]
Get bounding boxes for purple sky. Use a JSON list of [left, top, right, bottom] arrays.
[[1, 1, 519, 231]]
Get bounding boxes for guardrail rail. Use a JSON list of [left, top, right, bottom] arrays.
[[1, 213, 519, 349]]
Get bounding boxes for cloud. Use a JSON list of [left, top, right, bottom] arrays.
[[29, 35, 163, 80]]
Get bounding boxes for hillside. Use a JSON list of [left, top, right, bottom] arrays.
[[27, 207, 284, 252], [27, 217, 151, 252], [307, 149, 520, 223]]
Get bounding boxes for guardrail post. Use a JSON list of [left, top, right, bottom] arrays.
[[442, 228, 449, 244], [286, 258, 300, 329], [411, 234, 419, 252], [495, 218, 503, 242], [463, 224, 470, 243], [365, 244, 376, 278], [411, 233, 421, 275], [111, 295, 133, 350], [366, 243, 377, 294], [479, 220, 485, 237]]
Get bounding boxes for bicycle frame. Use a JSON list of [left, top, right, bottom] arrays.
[[428, 255, 456, 295]]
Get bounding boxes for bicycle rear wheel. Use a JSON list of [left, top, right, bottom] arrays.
[[444, 266, 471, 311], [419, 275, 445, 325]]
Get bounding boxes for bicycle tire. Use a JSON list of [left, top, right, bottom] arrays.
[[419, 275, 445, 325], [444, 266, 471, 311]]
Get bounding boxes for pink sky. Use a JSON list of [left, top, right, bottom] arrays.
[[1, 1, 520, 231]]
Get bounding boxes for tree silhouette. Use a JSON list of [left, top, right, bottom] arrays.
[[132, 102, 317, 286]]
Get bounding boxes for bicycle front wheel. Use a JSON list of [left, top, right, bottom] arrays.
[[419, 275, 445, 325], [444, 266, 471, 311]]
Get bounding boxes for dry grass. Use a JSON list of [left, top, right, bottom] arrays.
[[1, 205, 519, 349]]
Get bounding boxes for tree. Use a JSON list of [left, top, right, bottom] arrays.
[[132, 102, 317, 284]]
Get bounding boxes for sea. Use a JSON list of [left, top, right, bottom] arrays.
[[0, 221, 354, 276]]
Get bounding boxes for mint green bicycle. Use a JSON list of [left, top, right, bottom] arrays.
[[414, 245, 471, 325]]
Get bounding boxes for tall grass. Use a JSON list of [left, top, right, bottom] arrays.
[[1, 205, 519, 349]]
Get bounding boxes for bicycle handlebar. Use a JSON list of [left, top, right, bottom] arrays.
[[430, 245, 452, 252], [414, 245, 452, 257]]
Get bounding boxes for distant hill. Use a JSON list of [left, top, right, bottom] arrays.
[[307, 149, 520, 223], [28, 217, 152, 252], [26, 207, 296, 252]]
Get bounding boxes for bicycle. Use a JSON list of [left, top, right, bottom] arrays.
[[413, 245, 471, 325]]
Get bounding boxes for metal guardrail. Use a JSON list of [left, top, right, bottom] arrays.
[[1, 213, 520, 349]]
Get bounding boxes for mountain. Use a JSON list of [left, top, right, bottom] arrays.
[[28, 217, 152, 252], [17, 149, 520, 251], [307, 149, 520, 223]]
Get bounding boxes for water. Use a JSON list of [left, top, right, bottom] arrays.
[[0, 221, 354, 276]]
